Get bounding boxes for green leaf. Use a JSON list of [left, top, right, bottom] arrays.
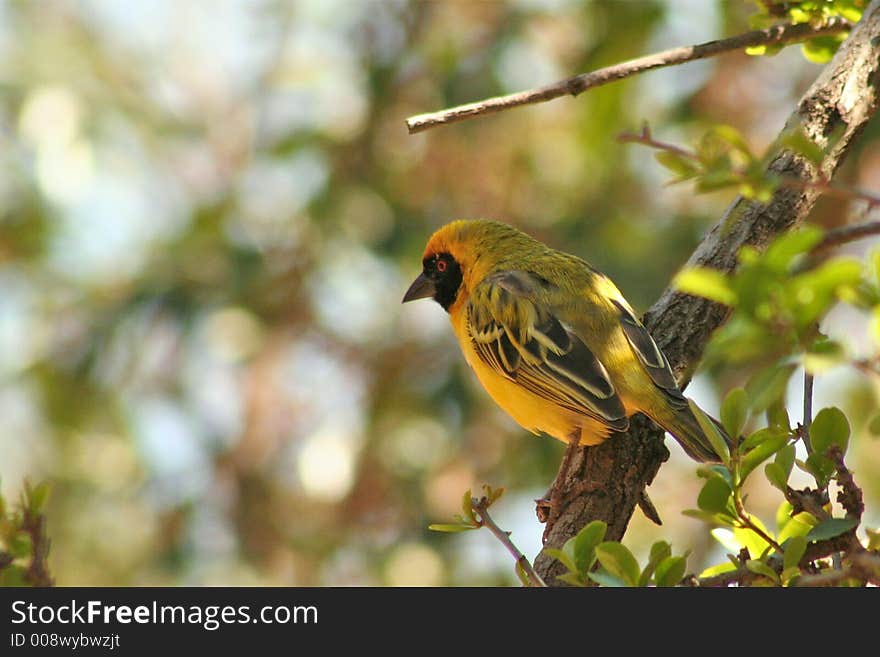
[[791, 258, 863, 326], [803, 453, 835, 488], [746, 559, 780, 583], [655, 151, 699, 180], [682, 508, 737, 527], [801, 35, 844, 64], [427, 523, 476, 533], [721, 388, 748, 440], [542, 548, 577, 575], [767, 402, 791, 433], [460, 490, 476, 525], [7, 532, 32, 559], [514, 561, 531, 587], [803, 338, 845, 374], [778, 512, 818, 544], [697, 477, 734, 516], [639, 540, 672, 587], [763, 226, 824, 272], [741, 435, 789, 480], [764, 462, 789, 491], [733, 518, 776, 558], [776, 444, 796, 477], [674, 267, 737, 306], [26, 482, 51, 514], [587, 570, 627, 587], [780, 130, 825, 166], [805, 517, 858, 542], [706, 125, 754, 159], [783, 535, 807, 571], [866, 528, 880, 551], [745, 363, 796, 413], [699, 561, 736, 578], [654, 555, 687, 587], [572, 520, 606, 574], [556, 572, 588, 587], [809, 407, 850, 456], [0, 564, 28, 587], [688, 399, 731, 464], [742, 427, 783, 451], [482, 484, 505, 506], [595, 542, 641, 587]]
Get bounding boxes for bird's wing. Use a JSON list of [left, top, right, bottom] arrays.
[[467, 270, 628, 431], [612, 299, 687, 409]]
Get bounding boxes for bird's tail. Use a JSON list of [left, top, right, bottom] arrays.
[[659, 401, 732, 463]]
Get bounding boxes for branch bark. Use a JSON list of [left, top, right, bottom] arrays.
[[405, 18, 852, 134], [534, 2, 880, 586]]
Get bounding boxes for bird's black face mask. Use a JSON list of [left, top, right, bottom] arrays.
[[402, 252, 462, 312]]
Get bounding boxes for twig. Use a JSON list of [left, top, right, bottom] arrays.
[[781, 178, 880, 211], [472, 496, 546, 587], [735, 495, 784, 555], [619, 126, 880, 210], [829, 446, 864, 521], [786, 485, 832, 520], [794, 550, 880, 586], [812, 220, 880, 255], [405, 18, 852, 134], [617, 124, 700, 161], [21, 508, 53, 587], [803, 371, 814, 454]]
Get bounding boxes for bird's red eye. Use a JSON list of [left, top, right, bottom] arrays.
[[436, 259, 448, 273]]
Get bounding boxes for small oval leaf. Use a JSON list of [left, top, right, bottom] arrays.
[[805, 517, 858, 542], [809, 407, 850, 456], [595, 542, 641, 587]]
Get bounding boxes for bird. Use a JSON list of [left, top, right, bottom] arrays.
[[402, 219, 730, 466]]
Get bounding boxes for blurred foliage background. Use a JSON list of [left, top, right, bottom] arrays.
[[1, 0, 878, 586]]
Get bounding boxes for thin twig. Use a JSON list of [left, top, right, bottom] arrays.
[[794, 550, 880, 586], [472, 496, 546, 587], [812, 220, 880, 254], [620, 126, 880, 254], [617, 124, 700, 160], [21, 509, 53, 587], [735, 496, 785, 555], [405, 18, 852, 134], [781, 178, 880, 211], [619, 126, 880, 210], [803, 371, 814, 455]]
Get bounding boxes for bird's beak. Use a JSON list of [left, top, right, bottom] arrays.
[[402, 272, 435, 303]]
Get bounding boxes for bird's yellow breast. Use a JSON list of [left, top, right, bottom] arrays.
[[449, 305, 613, 446]]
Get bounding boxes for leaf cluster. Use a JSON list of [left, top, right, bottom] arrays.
[[748, 1, 864, 62], [0, 480, 52, 587]]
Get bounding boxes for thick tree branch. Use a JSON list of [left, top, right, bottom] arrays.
[[405, 18, 852, 134], [535, 2, 880, 585]]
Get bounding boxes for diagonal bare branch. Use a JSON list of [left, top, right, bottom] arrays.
[[406, 17, 852, 134]]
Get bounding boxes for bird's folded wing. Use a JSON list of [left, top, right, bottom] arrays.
[[467, 270, 628, 431], [612, 299, 687, 409]]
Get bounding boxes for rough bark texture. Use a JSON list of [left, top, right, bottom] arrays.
[[534, 3, 880, 585]]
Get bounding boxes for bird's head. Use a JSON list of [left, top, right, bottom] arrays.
[[402, 219, 537, 312]]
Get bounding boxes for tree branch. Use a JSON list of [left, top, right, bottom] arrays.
[[405, 18, 852, 134], [472, 495, 546, 587], [812, 219, 880, 254], [534, 1, 880, 585]]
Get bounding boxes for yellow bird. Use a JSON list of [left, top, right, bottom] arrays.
[[402, 219, 728, 462]]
